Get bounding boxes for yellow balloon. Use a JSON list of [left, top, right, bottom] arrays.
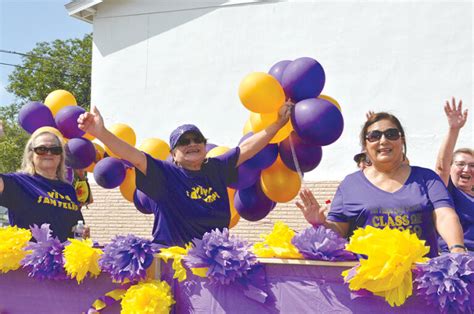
[[105, 123, 136, 157], [44, 90, 77, 117], [260, 157, 301, 203], [83, 132, 96, 141], [249, 112, 293, 143], [243, 118, 253, 135], [239, 72, 285, 113], [206, 146, 230, 158], [120, 168, 136, 202], [319, 94, 341, 111], [227, 188, 240, 229], [32, 126, 65, 143], [139, 138, 170, 161]]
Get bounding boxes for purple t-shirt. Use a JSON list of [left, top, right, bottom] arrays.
[[327, 166, 454, 257], [439, 178, 474, 252], [0, 173, 83, 242], [136, 148, 240, 247]]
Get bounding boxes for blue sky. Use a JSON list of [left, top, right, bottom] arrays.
[[0, 0, 92, 106]]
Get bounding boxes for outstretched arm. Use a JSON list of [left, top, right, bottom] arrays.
[[77, 105, 148, 174], [296, 188, 349, 237], [433, 206, 465, 253], [237, 103, 291, 167], [435, 97, 468, 186]]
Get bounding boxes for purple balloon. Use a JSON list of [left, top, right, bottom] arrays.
[[65, 138, 96, 169], [268, 60, 291, 84], [281, 57, 325, 102], [228, 163, 261, 190], [18, 101, 56, 134], [133, 190, 155, 215], [238, 132, 278, 170], [93, 157, 126, 189], [234, 182, 275, 221], [205, 143, 218, 152], [291, 98, 344, 146], [279, 131, 323, 172], [55, 106, 86, 139]]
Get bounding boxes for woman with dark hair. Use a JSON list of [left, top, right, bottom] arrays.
[[298, 112, 466, 256], [435, 98, 473, 252], [0, 127, 86, 241]]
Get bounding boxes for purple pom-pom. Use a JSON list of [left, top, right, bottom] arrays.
[[414, 252, 474, 314], [184, 228, 257, 285], [292, 226, 357, 261], [99, 235, 158, 283], [21, 224, 66, 280]]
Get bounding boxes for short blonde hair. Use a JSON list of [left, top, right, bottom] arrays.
[[20, 131, 67, 182], [453, 148, 473, 161]]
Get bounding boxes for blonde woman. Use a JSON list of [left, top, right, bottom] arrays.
[[0, 129, 84, 241]]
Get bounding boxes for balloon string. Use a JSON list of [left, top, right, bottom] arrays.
[[288, 134, 306, 189]]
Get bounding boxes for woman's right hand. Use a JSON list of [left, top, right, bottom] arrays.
[[296, 188, 327, 226], [445, 97, 468, 130], [77, 105, 105, 138]]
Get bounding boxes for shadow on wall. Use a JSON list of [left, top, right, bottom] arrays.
[[93, 1, 271, 57]]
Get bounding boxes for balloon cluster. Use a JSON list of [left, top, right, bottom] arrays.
[[228, 57, 344, 223], [17, 90, 172, 203]]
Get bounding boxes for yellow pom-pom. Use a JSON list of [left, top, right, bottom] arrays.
[[158, 245, 191, 282], [252, 221, 303, 259], [121, 280, 175, 314], [0, 226, 32, 273], [63, 238, 103, 283], [342, 226, 429, 307]]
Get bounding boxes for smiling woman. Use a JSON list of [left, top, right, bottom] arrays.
[[0, 129, 85, 241], [297, 112, 466, 257]]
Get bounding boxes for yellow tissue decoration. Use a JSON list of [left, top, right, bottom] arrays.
[[342, 226, 430, 307], [252, 221, 303, 258], [0, 226, 32, 273], [63, 238, 103, 284], [158, 245, 191, 282], [121, 280, 175, 314]]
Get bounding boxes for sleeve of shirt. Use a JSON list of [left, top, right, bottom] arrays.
[[211, 147, 240, 186], [0, 174, 18, 209], [135, 153, 168, 201], [326, 185, 350, 223], [424, 168, 454, 210]]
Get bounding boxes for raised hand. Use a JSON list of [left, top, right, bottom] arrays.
[[365, 110, 375, 121], [77, 105, 105, 138], [276, 101, 293, 128], [296, 188, 327, 226], [445, 97, 468, 130], [0, 120, 4, 138]]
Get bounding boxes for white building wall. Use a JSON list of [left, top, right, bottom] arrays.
[[89, 0, 472, 181]]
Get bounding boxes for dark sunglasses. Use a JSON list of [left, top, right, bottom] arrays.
[[365, 128, 401, 142], [176, 136, 206, 147], [32, 146, 63, 156]]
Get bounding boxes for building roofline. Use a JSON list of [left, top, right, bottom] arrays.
[[65, 0, 103, 23]]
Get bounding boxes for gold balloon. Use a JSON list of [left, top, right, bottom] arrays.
[[120, 168, 136, 202], [238, 72, 285, 113], [83, 132, 96, 141], [206, 146, 230, 158], [44, 90, 77, 117], [260, 157, 301, 203], [249, 111, 293, 143], [243, 118, 253, 135], [105, 123, 136, 157], [139, 138, 170, 161], [319, 94, 341, 111], [227, 188, 240, 228]]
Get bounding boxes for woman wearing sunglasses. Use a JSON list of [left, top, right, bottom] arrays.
[[298, 112, 465, 256], [78, 104, 291, 247], [436, 98, 473, 252], [0, 129, 85, 242]]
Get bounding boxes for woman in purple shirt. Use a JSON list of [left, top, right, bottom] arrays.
[[297, 112, 465, 257], [435, 98, 473, 252]]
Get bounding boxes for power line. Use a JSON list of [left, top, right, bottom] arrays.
[[0, 49, 91, 68], [0, 62, 89, 80]]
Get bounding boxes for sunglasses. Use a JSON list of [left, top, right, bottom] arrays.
[[32, 146, 63, 156], [365, 128, 401, 142], [453, 161, 474, 170], [176, 136, 206, 147]]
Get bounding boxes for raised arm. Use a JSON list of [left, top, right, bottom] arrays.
[[296, 188, 349, 237], [435, 97, 468, 185], [77, 105, 148, 174], [433, 206, 466, 252], [237, 103, 291, 167]]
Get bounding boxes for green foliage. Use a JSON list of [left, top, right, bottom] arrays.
[[0, 104, 29, 172]]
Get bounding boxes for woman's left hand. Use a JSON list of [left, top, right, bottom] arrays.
[[276, 101, 293, 128]]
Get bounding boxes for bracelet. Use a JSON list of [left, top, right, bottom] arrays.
[[449, 244, 467, 252]]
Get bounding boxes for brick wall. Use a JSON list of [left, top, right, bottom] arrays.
[[83, 181, 340, 245]]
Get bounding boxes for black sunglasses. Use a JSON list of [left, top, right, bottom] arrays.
[[176, 136, 206, 147], [32, 146, 63, 156], [365, 128, 401, 142]]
